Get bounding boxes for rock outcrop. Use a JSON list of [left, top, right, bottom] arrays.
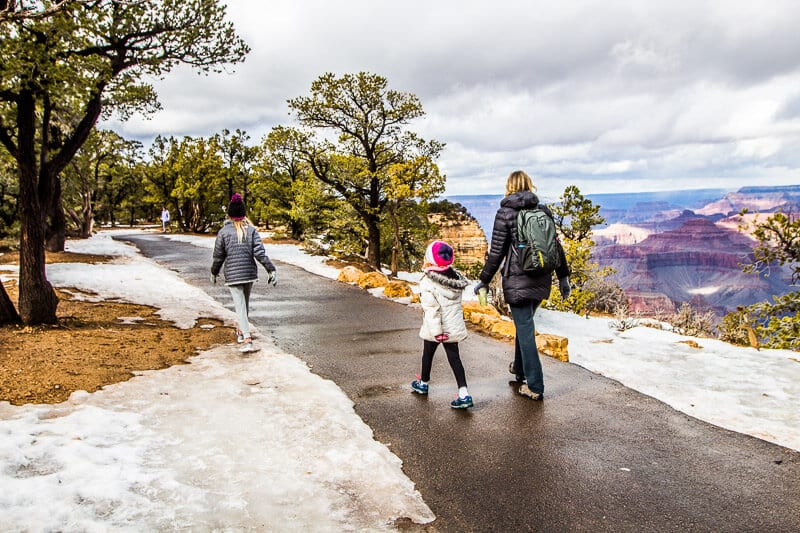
[[462, 301, 569, 361], [337, 266, 363, 284], [357, 271, 389, 289], [428, 212, 487, 267], [383, 280, 413, 298]]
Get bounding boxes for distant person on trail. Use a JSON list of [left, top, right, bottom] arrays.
[[160, 207, 170, 233], [474, 170, 571, 401], [411, 240, 474, 409], [210, 193, 277, 353]]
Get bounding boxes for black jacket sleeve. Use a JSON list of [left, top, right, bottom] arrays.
[[479, 207, 511, 285]]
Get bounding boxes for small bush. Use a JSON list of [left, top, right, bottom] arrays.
[[584, 278, 629, 315], [454, 259, 483, 281], [747, 291, 800, 350], [669, 302, 717, 338], [301, 239, 329, 257], [609, 304, 640, 332], [719, 308, 751, 347]]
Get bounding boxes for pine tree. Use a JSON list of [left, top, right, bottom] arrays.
[[547, 185, 616, 314], [0, 0, 248, 324], [723, 210, 800, 350], [285, 72, 444, 270]]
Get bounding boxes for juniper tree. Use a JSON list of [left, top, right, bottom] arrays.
[[723, 209, 800, 350], [0, 0, 248, 324], [285, 72, 444, 270], [548, 185, 615, 313]]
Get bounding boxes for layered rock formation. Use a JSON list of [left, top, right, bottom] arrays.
[[428, 212, 488, 267], [594, 218, 792, 316]]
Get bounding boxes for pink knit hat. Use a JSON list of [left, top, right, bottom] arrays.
[[424, 240, 454, 272]]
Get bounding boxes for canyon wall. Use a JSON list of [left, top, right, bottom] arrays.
[[594, 218, 791, 316], [428, 212, 487, 267]]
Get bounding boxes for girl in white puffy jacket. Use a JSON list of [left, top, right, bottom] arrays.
[[411, 240, 473, 409]]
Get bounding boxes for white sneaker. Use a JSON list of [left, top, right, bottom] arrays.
[[236, 330, 245, 343], [239, 341, 256, 353]]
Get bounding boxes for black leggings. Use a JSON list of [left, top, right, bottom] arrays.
[[420, 340, 467, 388]]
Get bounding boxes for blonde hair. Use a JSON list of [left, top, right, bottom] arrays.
[[233, 217, 251, 244], [505, 170, 536, 196]]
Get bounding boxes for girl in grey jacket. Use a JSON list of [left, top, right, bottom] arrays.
[[411, 240, 473, 409], [211, 194, 277, 352]]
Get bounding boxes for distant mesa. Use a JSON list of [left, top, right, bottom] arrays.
[[696, 186, 800, 217]]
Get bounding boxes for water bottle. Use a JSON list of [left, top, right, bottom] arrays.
[[478, 286, 488, 307]]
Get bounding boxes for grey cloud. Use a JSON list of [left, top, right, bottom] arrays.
[[106, 0, 800, 194], [777, 95, 800, 120]]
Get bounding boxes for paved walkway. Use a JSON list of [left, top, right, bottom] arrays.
[[121, 233, 800, 532]]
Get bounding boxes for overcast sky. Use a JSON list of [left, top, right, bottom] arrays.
[[105, 0, 800, 197]]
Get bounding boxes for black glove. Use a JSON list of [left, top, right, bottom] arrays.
[[474, 281, 489, 295], [559, 277, 571, 299], [210, 273, 217, 284], [267, 270, 277, 287]]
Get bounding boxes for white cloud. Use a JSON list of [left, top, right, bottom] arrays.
[[102, 0, 800, 196]]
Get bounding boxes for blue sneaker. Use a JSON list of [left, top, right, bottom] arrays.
[[450, 395, 474, 409], [411, 380, 429, 395]]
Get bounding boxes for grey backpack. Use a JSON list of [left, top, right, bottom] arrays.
[[515, 208, 561, 273]]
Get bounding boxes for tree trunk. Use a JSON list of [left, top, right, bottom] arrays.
[[45, 197, 66, 252], [80, 189, 93, 237], [290, 220, 303, 240], [366, 215, 381, 270], [17, 90, 59, 324], [390, 203, 399, 276], [19, 176, 59, 324], [0, 281, 20, 325], [365, 174, 382, 270]]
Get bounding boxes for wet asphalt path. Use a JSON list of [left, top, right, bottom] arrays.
[[120, 233, 800, 533]]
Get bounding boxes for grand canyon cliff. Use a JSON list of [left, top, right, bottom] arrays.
[[594, 218, 791, 316], [428, 212, 487, 267]]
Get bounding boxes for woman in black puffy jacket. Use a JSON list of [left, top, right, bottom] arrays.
[[476, 170, 570, 400]]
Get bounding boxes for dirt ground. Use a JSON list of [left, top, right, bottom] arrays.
[[0, 251, 231, 406]]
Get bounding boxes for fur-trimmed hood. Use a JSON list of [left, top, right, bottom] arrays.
[[423, 268, 469, 291]]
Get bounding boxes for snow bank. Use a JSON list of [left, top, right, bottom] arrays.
[[0, 230, 433, 530]]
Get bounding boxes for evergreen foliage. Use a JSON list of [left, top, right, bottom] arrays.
[[0, 150, 17, 242], [143, 135, 228, 233], [740, 209, 800, 284], [61, 129, 144, 235], [255, 126, 315, 239], [0, 0, 248, 324], [284, 72, 445, 270], [545, 185, 617, 314], [427, 200, 472, 220], [215, 128, 258, 213], [724, 210, 800, 350]]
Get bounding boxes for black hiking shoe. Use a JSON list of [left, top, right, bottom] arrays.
[[509, 362, 524, 383]]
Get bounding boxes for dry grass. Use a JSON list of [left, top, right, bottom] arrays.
[[0, 253, 231, 406]]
